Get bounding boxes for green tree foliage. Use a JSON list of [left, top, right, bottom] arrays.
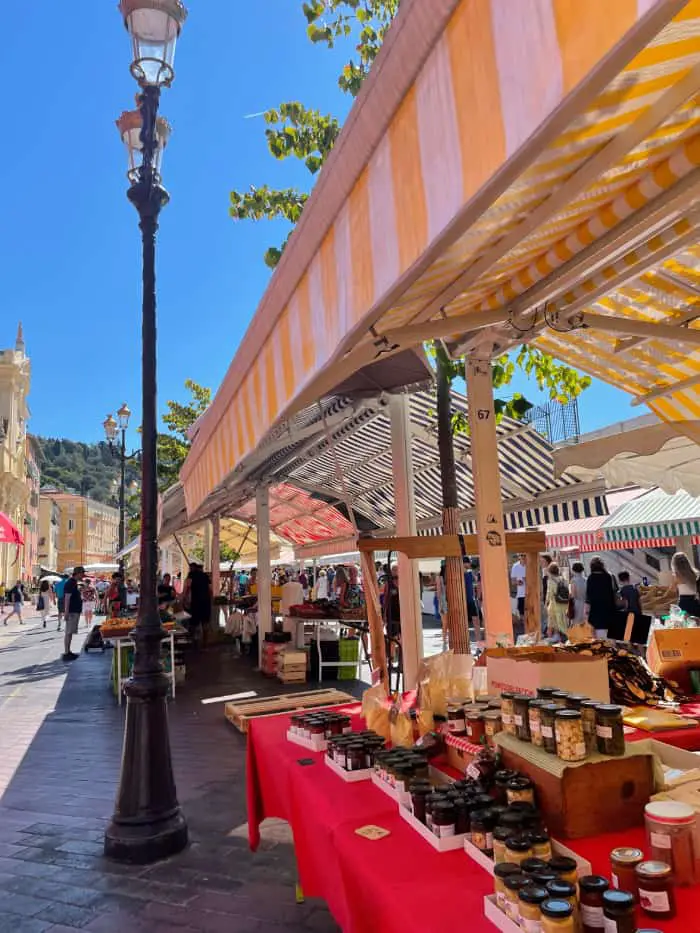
[[35, 438, 140, 507]]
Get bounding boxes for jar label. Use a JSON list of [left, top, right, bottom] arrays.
[[575, 742, 586, 757], [580, 903, 604, 927], [496, 890, 506, 911], [505, 902, 520, 924], [649, 830, 672, 849], [520, 918, 542, 933], [603, 918, 618, 933], [434, 823, 455, 839], [514, 714, 524, 726], [596, 725, 613, 739], [541, 725, 554, 739], [529, 720, 541, 736], [466, 763, 481, 780], [502, 713, 513, 725], [447, 720, 463, 733], [638, 887, 671, 913], [611, 872, 619, 889]]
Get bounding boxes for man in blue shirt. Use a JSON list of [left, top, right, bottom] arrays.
[[62, 566, 85, 661], [53, 574, 69, 632]]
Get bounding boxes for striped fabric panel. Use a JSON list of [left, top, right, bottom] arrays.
[[182, 0, 684, 517]]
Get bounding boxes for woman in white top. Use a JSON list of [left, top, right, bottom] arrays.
[[671, 551, 700, 617], [568, 561, 587, 624], [316, 569, 329, 600]]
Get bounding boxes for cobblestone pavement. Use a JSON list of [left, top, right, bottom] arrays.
[[0, 609, 339, 932]]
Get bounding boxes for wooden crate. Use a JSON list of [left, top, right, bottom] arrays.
[[496, 734, 655, 839], [224, 688, 356, 733]]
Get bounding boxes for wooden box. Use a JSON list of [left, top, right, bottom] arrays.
[[496, 734, 655, 839]]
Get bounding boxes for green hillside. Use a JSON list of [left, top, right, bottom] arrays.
[[35, 437, 141, 507]]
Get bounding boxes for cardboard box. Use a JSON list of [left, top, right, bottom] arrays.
[[487, 647, 609, 702], [647, 627, 700, 692]]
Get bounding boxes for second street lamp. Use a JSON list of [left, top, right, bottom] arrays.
[[104, 0, 188, 865], [103, 404, 133, 573]]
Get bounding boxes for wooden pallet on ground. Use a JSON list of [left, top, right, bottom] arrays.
[[224, 688, 357, 733]]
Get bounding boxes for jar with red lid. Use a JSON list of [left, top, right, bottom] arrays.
[[644, 800, 697, 885]]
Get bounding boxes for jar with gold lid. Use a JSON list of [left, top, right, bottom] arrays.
[[610, 847, 643, 897]]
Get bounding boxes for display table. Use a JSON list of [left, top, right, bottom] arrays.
[[247, 705, 691, 933]]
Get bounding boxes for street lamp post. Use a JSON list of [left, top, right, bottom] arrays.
[[104, 0, 188, 864], [103, 404, 132, 571]]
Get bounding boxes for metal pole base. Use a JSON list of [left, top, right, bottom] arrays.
[[104, 673, 188, 864]]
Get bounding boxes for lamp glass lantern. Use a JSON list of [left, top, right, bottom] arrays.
[[117, 403, 132, 431], [116, 108, 171, 184], [118, 0, 188, 87], [103, 414, 119, 443]]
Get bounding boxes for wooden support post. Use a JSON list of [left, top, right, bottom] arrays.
[[256, 487, 272, 669], [389, 394, 423, 688], [211, 514, 221, 597], [359, 550, 388, 690], [466, 357, 513, 646], [524, 551, 541, 636]]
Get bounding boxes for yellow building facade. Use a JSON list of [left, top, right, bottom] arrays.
[[38, 494, 61, 572], [52, 493, 119, 571], [0, 325, 30, 588]]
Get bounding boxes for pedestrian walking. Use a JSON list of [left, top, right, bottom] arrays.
[[81, 578, 97, 628], [2, 581, 24, 625], [62, 566, 85, 661], [54, 573, 69, 631], [37, 578, 52, 628]]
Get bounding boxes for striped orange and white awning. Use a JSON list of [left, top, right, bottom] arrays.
[[182, 0, 700, 521]]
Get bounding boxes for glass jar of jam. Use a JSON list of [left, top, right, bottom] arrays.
[[471, 808, 495, 855], [565, 694, 588, 711], [447, 704, 466, 736], [493, 825, 511, 864], [501, 692, 516, 736], [408, 781, 432, 824], [493, 769, 519, 804], [602, 890, 636, 933], [494, 862, 522, 912], [507, 776, 535, 805], [530, 832, 552, 861], [636, 861, 676, 920], [521, 857, 550, 876], [513, 695, 532, 741], [531, 870, 559, 888], [505, 835, 533, 866], [346, 743, 367, 772], [548, 856, 578, 887], [424, 792, 444, 831], [551, 690, 570, 708], [537, 686, 558, 701], [644, 800, 697, 885], [431, 800, 456, 839], [579, 875, 608, 933], [483, 710, 503, 747], [554, 710, 586, 762], [541, 898, 575, 933], [504, 874, 529, 924], [580, 700, 599, 756], [546, 880, 577, 911], [454, 798, 472, 836], [519, 884, 549, 933], [539, 703, 559, 754], [529, 700, 546, 748], [465, 711, 485, 744], [610, 847, 644, 897], [510, 801, 544, 833], [595, 705, 625, 757]]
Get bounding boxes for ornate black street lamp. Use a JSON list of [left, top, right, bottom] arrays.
[[103, 403, 133, 570], [104, 0, 188, 864]]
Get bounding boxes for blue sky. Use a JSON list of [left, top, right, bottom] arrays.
[[2, 1, 635, 452]]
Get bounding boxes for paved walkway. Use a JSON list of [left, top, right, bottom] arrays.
[[0, 609, 338, 933]]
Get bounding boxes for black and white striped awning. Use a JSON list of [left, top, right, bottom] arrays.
[[278, 388, 607, 535]]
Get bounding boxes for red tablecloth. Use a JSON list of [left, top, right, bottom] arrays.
[[246, 706, 697, 933]]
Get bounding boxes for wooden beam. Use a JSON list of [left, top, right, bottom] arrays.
[[524, 551, 541, 636], [580, 310, 700, 345], [357, 531, 546, 560]]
